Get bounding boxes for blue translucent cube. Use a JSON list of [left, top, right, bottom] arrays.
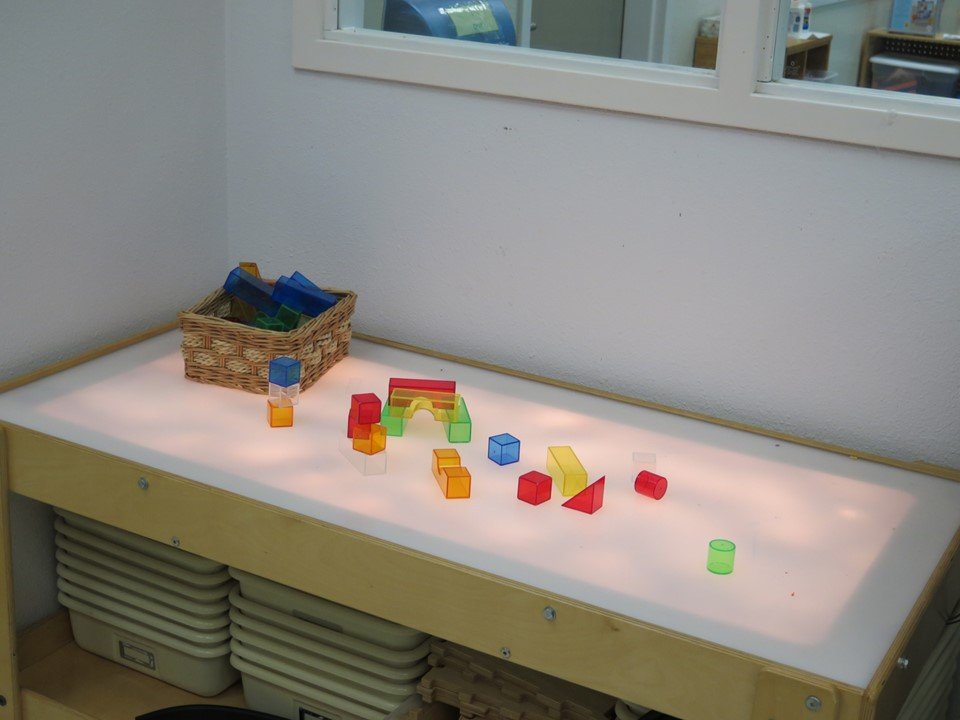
[[271, 276, 339, 317], [223, 268, 280, 317], [269, 356, 301, 387], [291, 271, 320, 290], [488, 433, 520, 465]]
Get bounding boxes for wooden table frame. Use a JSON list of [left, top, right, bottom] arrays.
[[0, 324, 958, 720]]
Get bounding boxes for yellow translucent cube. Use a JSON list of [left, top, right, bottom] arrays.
[[439, 466, 471, 499], [547, 446, 587, 497], [432, 448, 461, 483], [388, 389, 461, 421], [267, 398, 294, 428], [353, 424, 387, 455]]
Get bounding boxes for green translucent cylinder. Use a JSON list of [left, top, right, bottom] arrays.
[[706, 539, 736, 575]]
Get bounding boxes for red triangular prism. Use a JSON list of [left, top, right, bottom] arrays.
[[562, 476, 605, 514]]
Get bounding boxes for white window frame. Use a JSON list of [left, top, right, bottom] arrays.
[[293, 0, 960, 159]]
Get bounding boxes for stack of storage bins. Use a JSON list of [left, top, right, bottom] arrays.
[[53, 508, 238, 696], [228, 568, 431, 720]]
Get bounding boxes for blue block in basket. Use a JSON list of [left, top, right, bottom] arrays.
[[223, 268, 280, 317], [271, 276, 338, 317]]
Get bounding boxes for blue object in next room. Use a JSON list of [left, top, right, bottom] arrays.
[[488, 433, 520, 465], [383, 0, 517, 46]]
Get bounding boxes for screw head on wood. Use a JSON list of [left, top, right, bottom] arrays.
[[897, 657, 910, 670], [804, 695, 822, 712], [138, 477, 149, 490], [542, 606, 557, 621], [171, 537, 181, 547], [499, 647, 511, 658]]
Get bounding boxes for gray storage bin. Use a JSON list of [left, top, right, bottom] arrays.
[[231, 654, 419, 720], [58, 562, 230, 621], [230, 625, 420, 699], [56, 518, 231, 588], [55, 538, 233, 600], [56, 508, 225, 574], [231, 640, 406, 713], [58, 578, 231, 644], [60, 592, 236, 697], [229, 569, 428, 651], [229, 589, 431, 668]]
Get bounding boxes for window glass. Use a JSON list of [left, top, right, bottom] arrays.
[[340, 0, 728, 69], [782, 0, 960, 102]]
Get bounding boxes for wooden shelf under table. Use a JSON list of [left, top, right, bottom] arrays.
[[16, 612, 245, 720]]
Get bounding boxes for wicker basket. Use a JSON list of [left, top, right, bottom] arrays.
[[178, 285, 357, 394]]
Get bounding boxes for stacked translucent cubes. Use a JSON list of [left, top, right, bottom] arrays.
[[228, 568, 432, 720], [53, 508, 238, 696]]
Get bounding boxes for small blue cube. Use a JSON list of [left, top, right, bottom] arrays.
[[269, 356, 301, 388], [488, 433, 520, 466]]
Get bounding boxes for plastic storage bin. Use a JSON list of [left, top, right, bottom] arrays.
[[232, 655, 422, 720], [870, 54, 960, 97], [54, 509, 238, 695], [229, 589, 431, 669], [228, 569, 429, 651]]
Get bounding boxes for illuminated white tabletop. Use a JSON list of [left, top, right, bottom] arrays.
[[1, 331, 959, 689]]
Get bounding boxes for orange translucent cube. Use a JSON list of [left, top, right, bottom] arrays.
[[267, 398, 294, 428], [352, 423, 387, 455], [439, 466, 471, 499]]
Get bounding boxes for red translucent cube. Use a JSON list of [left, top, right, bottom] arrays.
[[351, 393, 382, 425], [518, 471, 552, 505]]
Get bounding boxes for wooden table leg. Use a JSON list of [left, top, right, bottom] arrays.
[[0, 427, 21, 720]]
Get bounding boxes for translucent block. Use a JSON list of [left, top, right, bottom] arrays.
[[487, 433, 520, 465], [352, 424, 387, 455], [253, 312, 285, 332], [351, 393, 382, 425], [388, 378, 456, 398], [230, 297, 258, 323], [561, 476, 605, 515], [380, 406, 407, 437], [443, 397, 472, 443], [269, 357, 301, 387], [338, 436, 388, 476], [632, 452, 657, 472], [238, 261, 261, 278], [269, 382, 300, 406], [387, 388, 460, 421], [707, 539, 736, 575], [271, 276, 338, 317], [275, 305, 302, 331], [546, 446, 588, 497], [223, 267, 280, 317], [432, 449, 461, 483], [438, 466, 471, 499], [291, 270, 319, 289], [634, 470, 667, 500], [267, 399, 294, 428], [517, 471, 551, 506]]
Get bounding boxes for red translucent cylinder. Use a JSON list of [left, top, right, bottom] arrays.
[[634, 470, 668, 500]]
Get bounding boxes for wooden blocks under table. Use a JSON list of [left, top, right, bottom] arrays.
[[417, 640, 615, 720]]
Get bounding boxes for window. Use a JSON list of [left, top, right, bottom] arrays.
[[293, 0, 960, 158]]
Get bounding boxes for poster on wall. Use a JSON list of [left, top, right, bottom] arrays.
[[889, 0, 943, 35]]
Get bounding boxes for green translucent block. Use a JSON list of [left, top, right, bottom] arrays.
[[380, 406, 407, 437], [253, 312, 285, 331], [443, 398, 472, 443], [275, 305, 302, 331], [706, 539, 736, 575]]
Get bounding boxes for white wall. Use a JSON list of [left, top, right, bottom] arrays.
[[228, 1, 960, 473], [1, 0, 227, 628]]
